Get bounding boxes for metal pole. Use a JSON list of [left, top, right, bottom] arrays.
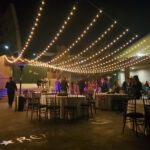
[[19, 66, 24, 96]]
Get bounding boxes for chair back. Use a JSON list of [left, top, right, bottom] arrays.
[[46, 93, 57, 106], [32, 92, 41, 99], [23, 90, 29, 98], [123, 97, 137, 115], [143, 95, 150, 116], [31, 92, 41, 106], [143, 95, 150, 105]]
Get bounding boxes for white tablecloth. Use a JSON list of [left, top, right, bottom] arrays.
[[95, 93, 128, 110], [41, 94, 86, 118]]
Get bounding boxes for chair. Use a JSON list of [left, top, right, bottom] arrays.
[[63, 95, 78, 120], [143, 95, 150, 135], [99, 95, 108, 110], [122, 97, 144, 135], [112, 95, 127, 111], [26, 90, 34, 116], [80, 92, 96, 118], [80, 102, 89, 118], [86, 94, 96, 117], [30, 92, 46, 120], [26, 97, 33, 116], [24, 90, 33, 115], [45, 93, 60, 120]]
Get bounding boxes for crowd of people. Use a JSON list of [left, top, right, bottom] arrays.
[[54, 77, 110, 95], [54, 75, 150, 99], [4, 75, 150, 108]]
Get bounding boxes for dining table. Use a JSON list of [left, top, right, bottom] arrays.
[[41, 93, 86, 119], [95, 92, 128, 111]]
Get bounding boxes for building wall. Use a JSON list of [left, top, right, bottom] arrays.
[[0, 56, 12, 89], [130, 68, 150, 83], [118, 72, 125, 85], [118, 65, 150, 85]]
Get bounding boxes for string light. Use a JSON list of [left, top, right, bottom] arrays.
[[75, 45, 150, 74], [6, 45, 150, 74], [4, 1, 148, 75], [49, 10, 103, 64], [80, 38, 145, 69], [50, 42, 150, 73], [104, 45, 150, 68], [67, 41, 148, 72], [56, 21, 117, 66], [98, 55, 150, 73], [4, 0, 46, 63], [6, 41, 149, 75], [60, 28, 129, 68], [33, 5, 77, 61], [67, 54, 150, 74]]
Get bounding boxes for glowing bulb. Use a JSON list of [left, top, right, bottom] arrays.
[[99, 10, 103, 13], [42, 1, 45, 5]]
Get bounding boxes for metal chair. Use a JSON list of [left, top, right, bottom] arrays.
[[30, 92, 46, 120], [143, 95, 150, 135], [63, 95, 78, 120], [45, 93, 60, 120], [122, 97, 144, 135], [80, 92, 96, 118]]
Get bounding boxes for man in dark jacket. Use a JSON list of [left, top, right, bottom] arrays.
[[5, 77, 17, 108], [78, 78, 85, 95], [132, 75, 142, 99], [60, 77, 68, 93]]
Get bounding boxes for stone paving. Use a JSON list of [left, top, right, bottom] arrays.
[[0, 101, 150, 150]]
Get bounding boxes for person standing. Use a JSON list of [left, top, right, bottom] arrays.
[[69, 82, 75, 94], [5, 77, 17, 108], [122, 78, 131, 94], [112, 80, 121, 93], [78, 78, 85, 95], [60, 77, 68, 93], [131, 75, 142, 99], [54, 78, 61, 93], [101, 77, 109, 93]]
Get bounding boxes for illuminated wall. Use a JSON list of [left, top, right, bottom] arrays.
[[118, 65, 150, 84], [130, 67, 150, 83], [0, 56, 12, 88]]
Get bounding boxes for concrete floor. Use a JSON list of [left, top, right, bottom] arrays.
[[0, 101, 150, 150]]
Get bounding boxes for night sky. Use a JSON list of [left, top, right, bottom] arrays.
[[0, 0, 150, 59]]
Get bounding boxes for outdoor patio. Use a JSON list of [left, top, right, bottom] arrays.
[[0, 100, 150, 150]]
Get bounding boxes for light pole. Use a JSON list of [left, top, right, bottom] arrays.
[[17, 62, 27, 111], [18, 64, 25, 96]]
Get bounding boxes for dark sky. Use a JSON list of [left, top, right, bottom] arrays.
[[0, 0, 150, 59]]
